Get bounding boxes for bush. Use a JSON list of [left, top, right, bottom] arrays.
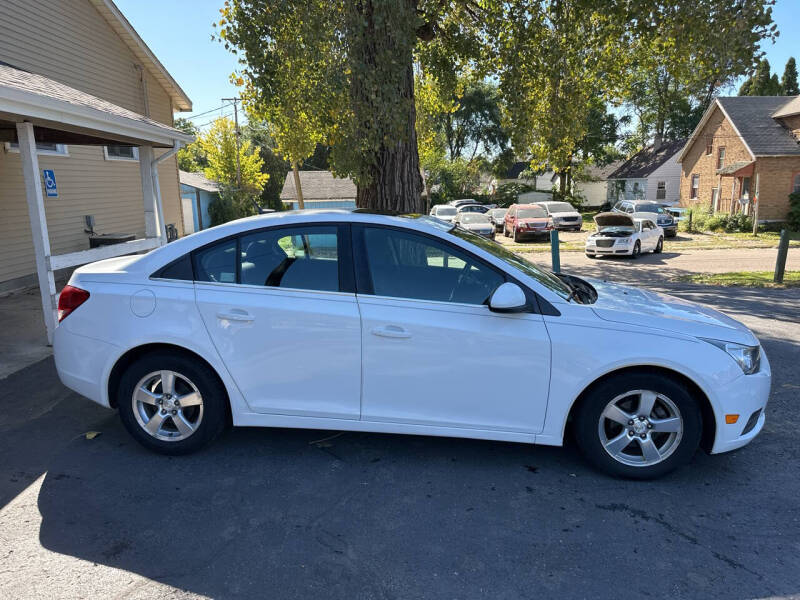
[[680, 207, 752, 233], [788, 191, 800, 231], [493, 182, 536, 207]]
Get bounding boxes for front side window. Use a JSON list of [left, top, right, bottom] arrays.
[[361, 227, 503, 305], [240, 226, 339, 291], [690, 174, 700, 199]]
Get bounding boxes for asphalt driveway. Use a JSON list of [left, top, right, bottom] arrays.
[[1, 280, 798, 599]]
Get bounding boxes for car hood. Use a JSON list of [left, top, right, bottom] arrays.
[[594, 212, 633, 228], [586, 278, 757, 345], [517, 217, 550, 225]]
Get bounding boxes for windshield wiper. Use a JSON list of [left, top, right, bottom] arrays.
[[554, 272, 580, 303]]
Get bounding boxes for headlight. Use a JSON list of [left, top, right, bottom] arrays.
[[701, 338, 761, 374], [618, 237, 633, 245]]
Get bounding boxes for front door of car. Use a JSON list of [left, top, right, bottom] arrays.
[[642, 221, 657, 249], [193, 224, 362, 419], [353, 225, 551, 433]]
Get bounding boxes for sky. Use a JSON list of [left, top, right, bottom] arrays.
[[116, 0, 800, 129]]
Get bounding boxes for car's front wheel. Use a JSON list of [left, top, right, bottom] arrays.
[[631, 240, 641, 258], [574, 373, 702, 479], [117, 351, 228, 455]]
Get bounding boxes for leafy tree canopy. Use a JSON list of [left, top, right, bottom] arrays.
[[174, 117, 207, 173], [781, 57, 798, 96], [218, 0, 777, 212], [739, 58, 783, 96]]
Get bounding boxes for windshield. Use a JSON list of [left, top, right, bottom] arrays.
[[544, 202, 574, 213], [490, 209, 507, 218], [460, 213, 490, 224], [436, 206, 457, 216], [517, 207, 547, 218], [634, 204, 664, 214], [449, 228, 572, 300], [597, 225, 635, 234]]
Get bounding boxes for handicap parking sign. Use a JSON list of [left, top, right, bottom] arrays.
[[42, 169, 58, 198]]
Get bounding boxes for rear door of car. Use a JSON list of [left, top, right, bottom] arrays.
[[193, 223, 362, 419], [352, 224, 551, 433]]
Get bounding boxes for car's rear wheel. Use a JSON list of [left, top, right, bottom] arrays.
[[118, 352, 227, 455], [654, 236, 663, 253], [503, 224, 509, 237], [574, 373, 702, 479], [513, 228, 520, 242]]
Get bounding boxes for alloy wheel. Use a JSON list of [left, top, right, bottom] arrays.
[[132, 370, 204, 442], [597, 389, 683, 467]]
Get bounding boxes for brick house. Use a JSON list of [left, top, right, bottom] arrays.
[[677, 96, 800, 221]]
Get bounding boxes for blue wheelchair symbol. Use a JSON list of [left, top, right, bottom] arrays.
[[42, 169, 58, 197]]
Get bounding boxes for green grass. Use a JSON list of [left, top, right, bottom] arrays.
[[675, 271, 800, 287]]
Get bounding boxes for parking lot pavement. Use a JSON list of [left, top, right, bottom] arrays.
[[1, 283, 799, 599]]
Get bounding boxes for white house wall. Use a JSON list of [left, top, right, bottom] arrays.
[[645, 154, 682, 204]]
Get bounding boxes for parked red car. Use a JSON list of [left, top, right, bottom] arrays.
[[503, 204, 553, 242]]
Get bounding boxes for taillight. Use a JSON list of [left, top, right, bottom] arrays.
[[58, 285, 90, 322]]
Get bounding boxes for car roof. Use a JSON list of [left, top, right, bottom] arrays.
[[514, 203, 546, 209]]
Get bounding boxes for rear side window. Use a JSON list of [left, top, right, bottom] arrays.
[[240, 226, 339, 292], [152, 254, 193, 280], [194, 239, 237, 284]]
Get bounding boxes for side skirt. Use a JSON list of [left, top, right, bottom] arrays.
[[232, 412, 540, 445]]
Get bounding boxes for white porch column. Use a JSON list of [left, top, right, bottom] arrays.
[[152, 165, 168, 244], [16, 122, 58, 344], [138, 145, 158, 239]]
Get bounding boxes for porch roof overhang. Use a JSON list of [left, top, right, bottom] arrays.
[[716, 160, 755, 177], [0, 64, 194, 148]]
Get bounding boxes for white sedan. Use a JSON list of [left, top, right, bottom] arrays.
[[585, 212, 663, 258], [54, 210, 770, 479]]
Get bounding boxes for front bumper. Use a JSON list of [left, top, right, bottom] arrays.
[[585, 244, 632, 256], [554, 220, 582, 230], [709, 351, 771, 454], [659, 225, 677, 236]]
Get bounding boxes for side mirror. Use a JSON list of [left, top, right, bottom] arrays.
[[488, 282, 528, 313]]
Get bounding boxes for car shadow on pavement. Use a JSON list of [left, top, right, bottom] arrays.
[[14, 363, 794, 598], [2, 351, 798, 599]]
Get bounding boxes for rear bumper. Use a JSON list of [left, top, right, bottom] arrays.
[[53, 324, 117, 408], [710, 351, 771, 454], [515, 229, 550, 240]]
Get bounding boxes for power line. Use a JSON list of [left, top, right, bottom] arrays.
[[183, 102, 232, 120]]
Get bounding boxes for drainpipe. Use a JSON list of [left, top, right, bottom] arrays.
[[151, 140, 183, 243]]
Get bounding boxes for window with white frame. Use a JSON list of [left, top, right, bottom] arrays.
[[104, 145, 139, 161], [690, 174, 700, 199], [5, 142, 68, 156], [656, 181, 666, 200]]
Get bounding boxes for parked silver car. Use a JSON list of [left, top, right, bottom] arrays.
[[453, 212, 495, 239], [612, 200, 677, 237], [486, 208, 508, 232], [534, 201, 582, 231]]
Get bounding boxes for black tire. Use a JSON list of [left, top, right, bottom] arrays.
[[631, 240, 641, 258], [117, 351, 228, 455], [654, 236, 663, 253], [586, 253, 597, 259], [513, 227, 520, 243], [503, 224, 509, 237], [573, 373, 702, 479]]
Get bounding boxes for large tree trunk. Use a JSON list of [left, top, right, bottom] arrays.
[[348, 0, 423, 213]]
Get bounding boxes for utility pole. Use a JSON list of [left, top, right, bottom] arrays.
[[222, 97, 241, 189]]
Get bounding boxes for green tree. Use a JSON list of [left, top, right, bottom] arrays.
[[627, 0, 776, 144], [739, 58, 782, 96], [199, 117, 269, 224], [218, 0, 776, 213], [440, 80, 508, 161], [782, 57, 798, 95], [244, 120, 290, 211], [174, 117, 207, 172]]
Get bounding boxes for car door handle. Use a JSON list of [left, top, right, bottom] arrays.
[[371, 325, 411, 339], [216, 309, 254, 322]]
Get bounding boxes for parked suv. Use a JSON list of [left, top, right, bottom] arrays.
[[612, 200, 677, 237], [535, 201, 582, 231], [503, 204, 553, 242]]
